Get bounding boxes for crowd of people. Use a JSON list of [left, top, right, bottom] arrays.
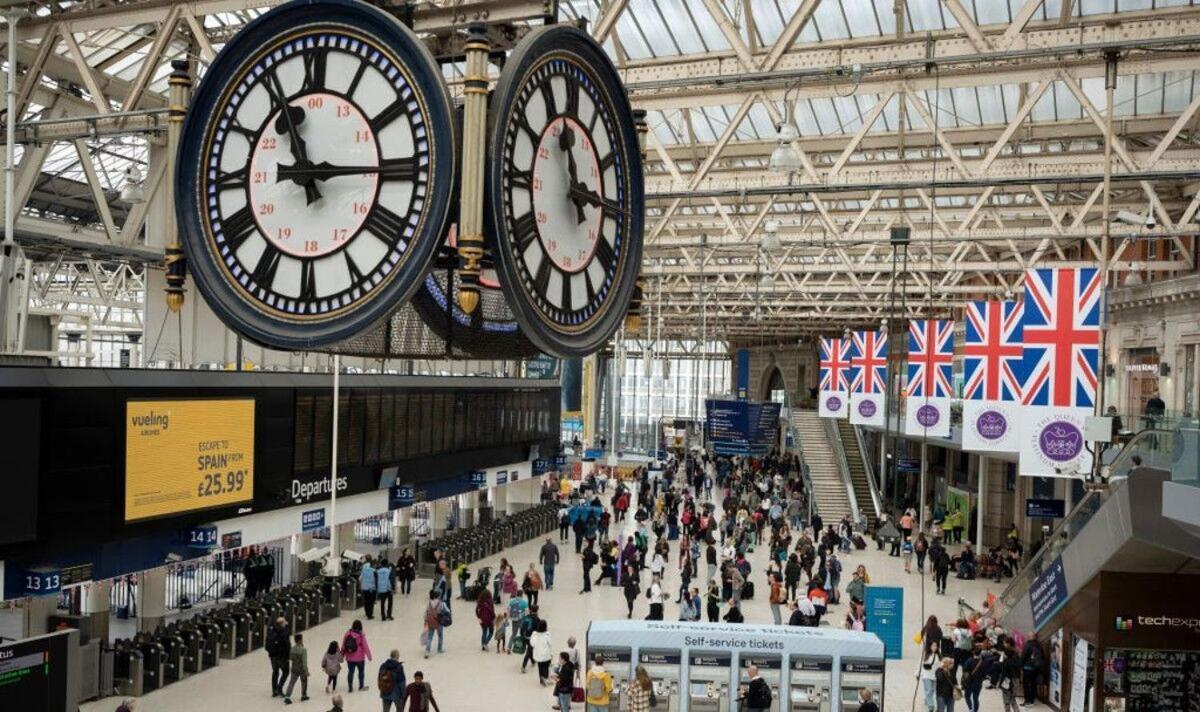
[[247, 442, 1050, 712]]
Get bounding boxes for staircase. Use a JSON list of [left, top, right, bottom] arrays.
[[836, 419, 878, 531], [792, 410, 852, 522]]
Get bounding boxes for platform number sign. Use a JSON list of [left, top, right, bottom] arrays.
[[188, 526, 219, 549], [23, 568, 62, 597]]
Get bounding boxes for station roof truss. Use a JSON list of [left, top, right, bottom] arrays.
[[1, 0, 1199, 343]]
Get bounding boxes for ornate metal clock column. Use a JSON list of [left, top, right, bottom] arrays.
[[165, 59, 192, 313], [456, 23, 490, 314]]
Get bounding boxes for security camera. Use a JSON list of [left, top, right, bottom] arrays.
[[341, 549, 365, 563], [1114, 210, 1155, 228], [298, 546, 330, 563]]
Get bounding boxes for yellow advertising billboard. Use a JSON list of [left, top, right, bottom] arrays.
[[125, 399, 255, 522]]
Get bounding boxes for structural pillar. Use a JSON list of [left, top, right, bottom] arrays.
[[976, 456, 988, 548], [137, 568, 168, 632], [335, 522, 357, 557], [459, 490, 478, 531], [490, 485, 506, 520], [393, 507, 411, 549], [290, 533, 314, 582], [84, 579, 112, 644], [431, 498, 450, 538], [505, 483, 521, 517]]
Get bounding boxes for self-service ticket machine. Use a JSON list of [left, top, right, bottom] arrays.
[[688, 652, 732, 712], [787, 656, 832, 712], [739, 653, 782, 712], [590, 645, 633, 711], [639, 649, 682, 712], [839, 659, 884, 711]]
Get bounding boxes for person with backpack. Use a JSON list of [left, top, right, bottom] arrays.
[[740, 664, 773, 712], [282, 633, 310, 704], [400, 671, 441, 712], [266, 616, 292, 698], [552, 651, 576, 711], [421, 591, 449, 659], [585, 654, 613, 711], [522, 563, 543, 606], [378, 649, 406, 712], [340, 619, 372, 692], [644, 573, 667, 620], [519, 604, 542, 672], [359, 557, 378, 620], [530, 619, 554, 685], [376, 559, 395, 621]]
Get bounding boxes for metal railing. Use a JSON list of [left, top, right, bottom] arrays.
[[994, 428, 1177, 618], [355, 514, 393, 545], [824, 416, 863, 528], [105, 546, 287, 616]]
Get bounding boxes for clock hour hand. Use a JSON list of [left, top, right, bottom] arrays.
[[263, 72, 321, 204], [558, 125, 587, 223], [568, 183, 627, 221]]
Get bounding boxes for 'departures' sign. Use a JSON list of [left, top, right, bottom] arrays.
[[125, 399, 255, 522]]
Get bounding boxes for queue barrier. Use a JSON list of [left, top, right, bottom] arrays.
[[417, 502, 559, 576]]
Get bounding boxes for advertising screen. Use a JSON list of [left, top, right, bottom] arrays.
[[125, 399, 255, 522]]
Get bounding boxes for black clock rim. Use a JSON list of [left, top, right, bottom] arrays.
[[176, 0, 456, 351], [486, 24, 644, 358]]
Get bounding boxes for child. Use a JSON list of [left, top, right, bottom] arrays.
[[321, 640, 342, 692], [901, 538, 915, 574], [493, 610, 509, 654]]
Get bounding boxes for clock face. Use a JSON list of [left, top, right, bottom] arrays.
[[487, 25, 644, 357], [177, 0, 454, 348]]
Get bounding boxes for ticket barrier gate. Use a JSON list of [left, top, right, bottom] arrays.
[[838, 660, 884, 711], [687, 652, 732, 712], [187, 616, 222, 670], [590, 645, 633, 711], [338, 575, 360, 611], [787, 656, 832, 711], [134, 635, 166, 692], [242, 601, 268, 650], [638, 649, 681, 712], [209, 610, 239, 660], [739, 654, 782, 712], [165, 622, 202, 676], [155, 626, 188, 683], [112, 643, 146, 697], [296, 584, 323, 629]]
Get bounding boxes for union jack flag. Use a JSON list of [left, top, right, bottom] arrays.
[[819, 337, 852, 392], [906, 320, 954, 398], [1019, 268, 1101, 408], [962, 301, 1023, 402], [850, 330, 888, 395]]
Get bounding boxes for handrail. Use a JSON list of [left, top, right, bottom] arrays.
[[792, 412, 817, 525], [995, 427, 1177, 618], [851, 421, 883, 520], [825, 416, 863, 528]]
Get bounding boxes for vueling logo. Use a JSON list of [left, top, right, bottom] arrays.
[[131, 409, 170, 434], [1114, 617, 1134, 631]]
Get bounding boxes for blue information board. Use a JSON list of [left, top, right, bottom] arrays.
[[1030, 558, 1069, 629], [865, 585, 905, 660], [1026, 499, 1066, 518], [301, 508, 325, 533], [22, 568, 62, 597], [467, 471, 487, 487], [496, 471, 509, 485], [389, 485, 415, 510], [187, 526, 218, 549], [705, 399, 779, 455], [735, 349, 750, 399], [533, 459, 549, 474], [897, 458, 921, 473]]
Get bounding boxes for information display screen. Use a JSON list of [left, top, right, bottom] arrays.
[[0, 632, 72, 712], [125, 399, 255, 522]]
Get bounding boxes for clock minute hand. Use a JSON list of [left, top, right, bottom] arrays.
[[559, 125, 587, 223], [263, 72, 321, 205], [568, 183, 627, 220], [277, 161, 408, 183]]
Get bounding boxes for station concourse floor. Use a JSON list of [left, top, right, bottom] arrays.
[[84, 501, 1052, 712]]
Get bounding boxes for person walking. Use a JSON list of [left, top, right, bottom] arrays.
[[377, 649, 406, 712], [961, 647, 985, 712], [282, 633, 310, 704], [626, 665, 654, 712], [540, 538, 561, 591], [376, 559, 395, 621], [360, 558, 378, 620], [397, 549, 416, 597], [585, 654, 613, 712], [933, 545, 951, 595], [553, 651, 576, 711], [622, 565, 640, 618], [645, 573, 667, 621], [522, 563, 543, 607], [915, 533, 929, 573], [706, 541, 718, 583], [340, 620, 372, 692], [741, 664, 773, 712], [559, 509, 571, 544], [266, 616, 292, 698], [935, 657, 958, 712], [920, 639, 940, 712], [475, 587, 495, 652], [768, 574, 785, 625], [530, 619, 553, 685], [581, 544, 597, 594], [321, 640, 342, 693], [400, 670, 441, 712], [999, 638, 1022, 712], [705, 580, 721, 622], [421, 591, 448, 659]]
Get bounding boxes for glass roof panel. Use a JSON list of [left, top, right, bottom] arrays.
[[907, 0, 947, 32], [811, 0, 851, 39], [1162, 70, 1197, 113]]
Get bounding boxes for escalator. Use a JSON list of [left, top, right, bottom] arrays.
[[835, 419, 878, 531], [995, 425, 1200, 636]]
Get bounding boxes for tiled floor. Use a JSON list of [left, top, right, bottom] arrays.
[[84, 494, 1051, 712]]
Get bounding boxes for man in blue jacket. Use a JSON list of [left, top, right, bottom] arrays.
[[359, 557, 377, 620], [376, 559, 395, 621], [377, 649, 406, 712]]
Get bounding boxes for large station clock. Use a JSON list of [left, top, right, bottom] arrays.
[[486, 25, 644, 357], [176, 0, 455, 348]]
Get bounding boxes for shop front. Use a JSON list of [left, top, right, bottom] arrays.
[[1123, 348, 1161, 419]]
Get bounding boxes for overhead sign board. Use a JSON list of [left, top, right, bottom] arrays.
[[1030, 558, 1069, 630], [124, 399, 255, 522], [300, 508, 325, 533], [1026, 499, 1066, 518]]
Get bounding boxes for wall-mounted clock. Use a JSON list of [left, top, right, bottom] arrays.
[[486, 24, 644, 357], [176, 0, 455, 349]]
